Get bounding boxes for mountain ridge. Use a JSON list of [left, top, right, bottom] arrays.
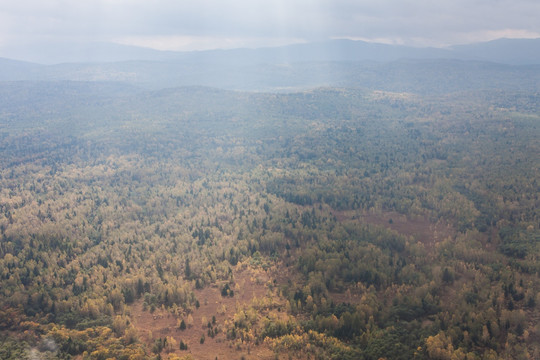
[[1, 38, 539, 65], [1, 38, 539, 93]]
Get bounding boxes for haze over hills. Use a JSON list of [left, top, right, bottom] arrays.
[[1, 38, 540, 94]]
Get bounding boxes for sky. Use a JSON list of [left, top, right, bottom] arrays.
[[1, 0, 539, 62]]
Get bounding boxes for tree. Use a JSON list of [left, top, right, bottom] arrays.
[[442, 268, 454, 284], [185, 258, 191, 278]]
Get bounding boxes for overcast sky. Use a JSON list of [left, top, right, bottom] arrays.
[[1, 0, 539, 60]]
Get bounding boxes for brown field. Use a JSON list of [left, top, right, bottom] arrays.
[[334, 209, 455, 251], [130, 264, 280, 360], [328, 210, 456, 304]]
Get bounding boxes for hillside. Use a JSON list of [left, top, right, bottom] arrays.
[[1, 59, 539, 94], [0, 82, 538, 359]]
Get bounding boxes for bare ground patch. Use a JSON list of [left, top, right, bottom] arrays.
[[327, 210, 456, 305], [335, 210, 455, 251], [129, 264, 279, 360]]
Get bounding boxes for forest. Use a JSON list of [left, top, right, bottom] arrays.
[[0, 79, 539, 359]]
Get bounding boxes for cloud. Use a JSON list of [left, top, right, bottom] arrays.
[[113, 35, 307, 51], [322, 0, 540, 46], [0, 0, 539, 55]]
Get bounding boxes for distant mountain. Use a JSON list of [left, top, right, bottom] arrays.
[[1, 59, 537, 95], [191, 37, 540, 65], [0, 58, 43, 80], [180, 39, 453, 65], [1, 38, 539, 65], [451, 38, 540, 65], [1, 39, 441, 64], [1, 38, 539, 94], [0, 42, 185, 65]]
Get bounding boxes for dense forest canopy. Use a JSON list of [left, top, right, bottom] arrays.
[[0, 66, 539, 360]]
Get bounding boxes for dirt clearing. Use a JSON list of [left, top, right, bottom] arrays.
[[130, 264, 279, 360]]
